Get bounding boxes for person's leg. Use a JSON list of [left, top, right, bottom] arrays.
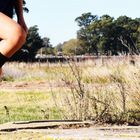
[[0, 12, 27, 71]]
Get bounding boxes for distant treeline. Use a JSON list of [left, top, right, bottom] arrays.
[[11, 13, 140, 62], [60, 13, 140, 56]]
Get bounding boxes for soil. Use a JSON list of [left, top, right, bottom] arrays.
[[0, 81, 55, 91], [0, 121, 140, 139], [23, 126, 140, 139]]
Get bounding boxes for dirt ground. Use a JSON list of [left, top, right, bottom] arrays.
[[0, 81, 49, 91], [0, 121, 140, 139], [0, 126, 140, 139], [20, 126, 140, 140]]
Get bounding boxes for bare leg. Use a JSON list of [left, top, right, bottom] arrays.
[[0, 12, 27, 77], [0, 12, 27, 58]]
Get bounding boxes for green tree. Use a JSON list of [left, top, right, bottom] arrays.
[[75, 13, 99, 55], [38, 37, 53, 55], [135, 18, 140, 50], [75, 13, 140, 55], [62, 39, 84, 55], [97, 15, 118, 55], [75, 12, 97, 28], [115, 16, 140, 54], [54, 43, 63, 55]]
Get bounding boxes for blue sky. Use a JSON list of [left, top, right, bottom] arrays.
[[24, 0, 140, 46]]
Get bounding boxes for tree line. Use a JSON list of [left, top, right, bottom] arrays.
[[59, 13, 140, 56], [11, 7, 140, 61]]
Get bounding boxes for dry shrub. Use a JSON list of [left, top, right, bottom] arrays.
[[52, 57, 140, 125]]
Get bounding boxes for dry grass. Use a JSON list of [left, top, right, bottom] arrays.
[[0, 56, 140, 125]]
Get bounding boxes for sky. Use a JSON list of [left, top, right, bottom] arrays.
[[24, 0, 140, 46]]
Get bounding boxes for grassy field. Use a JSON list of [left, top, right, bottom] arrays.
[[0, 56, 140, 125]]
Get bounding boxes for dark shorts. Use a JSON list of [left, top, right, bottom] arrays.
[[0, 0, 15, 18]]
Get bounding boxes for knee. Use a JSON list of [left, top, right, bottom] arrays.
[[8, 25, 27, 46]]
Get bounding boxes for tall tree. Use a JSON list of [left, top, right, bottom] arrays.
[[97, 15, 118, 55], [75, 13, 140, 55], [115, 16, 140, 54], [75, 13, 99, 55], [38, 37, 53, 55], [24, 25, 44, 59]]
